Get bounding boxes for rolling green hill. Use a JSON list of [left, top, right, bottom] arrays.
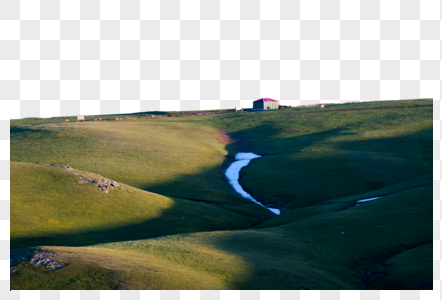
[[10, 99, 433, 290], [10, 162, 256, 250]]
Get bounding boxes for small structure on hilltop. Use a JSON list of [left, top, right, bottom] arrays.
[[253, 98, 279, 110], [77, 115, 85, 122], [235, 106, 243, 112]]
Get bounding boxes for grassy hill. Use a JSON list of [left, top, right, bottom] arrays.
[[10, 119, 273, 220], [10, 99, 433, 290], [10, 162, 256, 250], [230, 105, 432, 209]]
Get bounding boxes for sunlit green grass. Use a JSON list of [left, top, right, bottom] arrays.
[[10, 162, 256, 250], [11, 175, 432, 290], [10, 99, 433, 290], [215, 106, 432, 210], [10, 120, 273, 220]]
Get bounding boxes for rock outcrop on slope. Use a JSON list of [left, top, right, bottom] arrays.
[[10, 249, 65, 271], [35, 162, 132, 194]]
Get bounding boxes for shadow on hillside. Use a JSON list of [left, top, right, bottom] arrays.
[[219, 125, 432, 209], [223, 124, 360, 154], [10, 193, 261, 250], [11, 120, 433, 289], [167, 182, 432, 289], [10, 126, 53, 136], [133, 125, 359, 200], [12, 183, 433, 289]]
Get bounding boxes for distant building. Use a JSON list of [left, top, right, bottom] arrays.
[[253, 98, 279, 110]]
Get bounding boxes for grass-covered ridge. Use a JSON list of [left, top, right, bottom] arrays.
[[10, 99, 433, 290], [232, 107, 432, 209], [11, 175, 432, 290], [10, 162, 256, 250], [10, 120, 273, 220]]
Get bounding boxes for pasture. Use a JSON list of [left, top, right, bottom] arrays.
[[10, 99, 433, 290]]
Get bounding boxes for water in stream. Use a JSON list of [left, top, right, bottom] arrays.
[[355, 196, 382, 206], [225, 153, 280, 215]]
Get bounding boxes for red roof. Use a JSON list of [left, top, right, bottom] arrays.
[[253, 98, 278, 102]]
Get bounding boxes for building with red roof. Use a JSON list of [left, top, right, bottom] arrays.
[[253, 98, 279, 110]]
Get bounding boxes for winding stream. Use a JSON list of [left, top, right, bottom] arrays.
[[225, 153, 280, 215], [355, 196, 382, 206]]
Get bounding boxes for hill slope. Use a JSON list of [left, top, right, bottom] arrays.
[[10, 162, 255, 249], [11, 175, 432, 290], [10, 99, 433, 290], [10, 120, 273, 220]]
